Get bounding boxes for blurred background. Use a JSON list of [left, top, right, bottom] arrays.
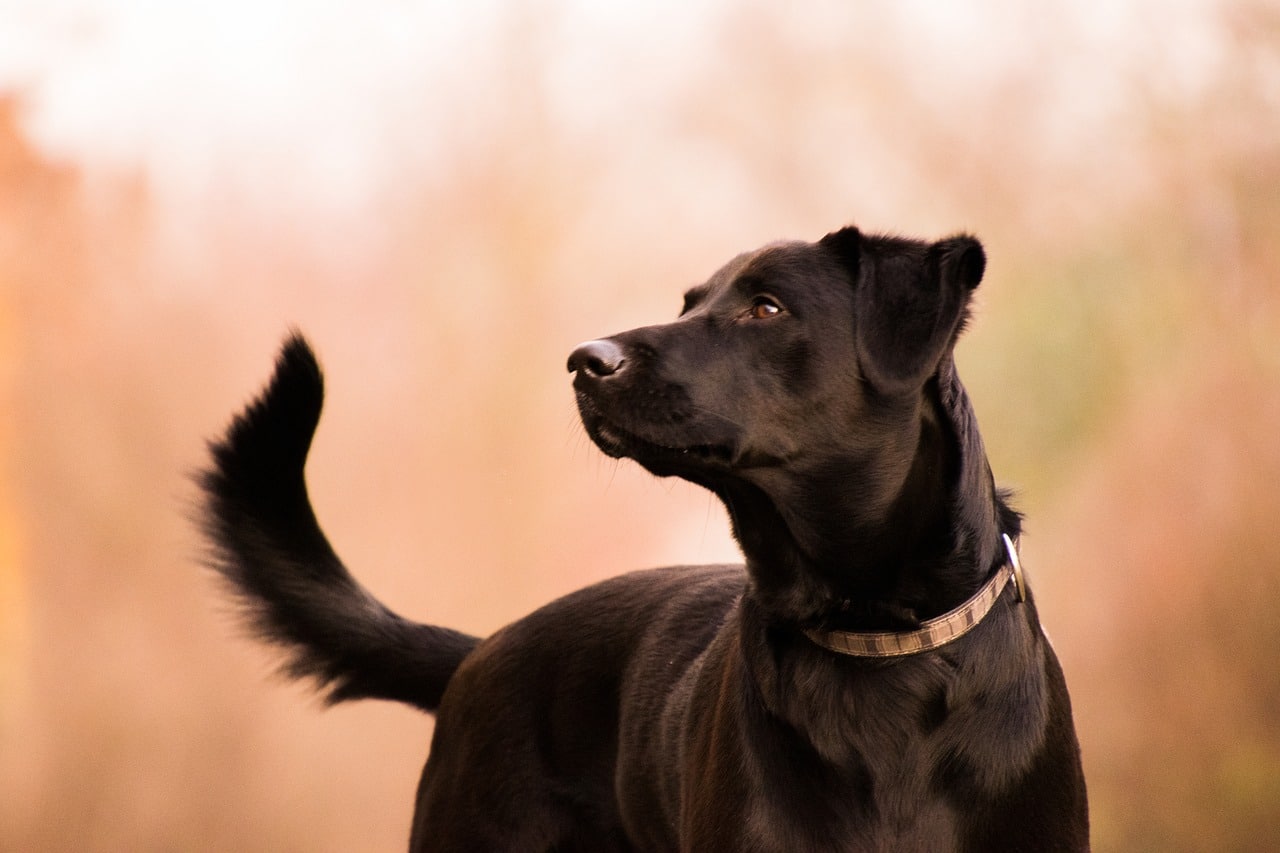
[[1, 0, 1278, 849]]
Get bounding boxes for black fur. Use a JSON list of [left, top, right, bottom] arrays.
[[200, 334, 478, 711], [200, 226, 1089, 851]]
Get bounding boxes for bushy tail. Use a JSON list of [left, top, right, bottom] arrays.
[[199, 334, 478, 713]]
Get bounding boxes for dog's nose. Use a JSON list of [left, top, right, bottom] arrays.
[[567, 339, 626, 378]]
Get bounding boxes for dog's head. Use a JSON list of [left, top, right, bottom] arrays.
[[569, 226, 994, 602], [569, 226, 983, 474]]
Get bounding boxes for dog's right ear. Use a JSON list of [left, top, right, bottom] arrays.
[[818, 226, 862, 280]]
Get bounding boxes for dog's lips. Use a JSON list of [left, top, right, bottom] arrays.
[[577, 397, 733, 468]]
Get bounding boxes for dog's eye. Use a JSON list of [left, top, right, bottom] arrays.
[[747, 296, 783, 320]]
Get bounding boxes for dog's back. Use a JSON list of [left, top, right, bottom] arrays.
[[412, 565, 744, 849]]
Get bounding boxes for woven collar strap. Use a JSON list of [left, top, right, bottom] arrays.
[[803, 534, 1027, 658]]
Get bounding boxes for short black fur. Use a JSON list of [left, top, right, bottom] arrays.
[[200, 227, 1089, 851]]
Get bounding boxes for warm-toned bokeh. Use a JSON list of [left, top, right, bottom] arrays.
[[2, 2, 1278, 850]]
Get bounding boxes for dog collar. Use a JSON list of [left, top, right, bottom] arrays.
[[803, 534, 1027, 658]]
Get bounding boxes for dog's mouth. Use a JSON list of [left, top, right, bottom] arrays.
[[576, 395, 734, 471]]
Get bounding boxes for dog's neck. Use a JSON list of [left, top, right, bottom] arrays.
[[726, 361, 1011, 631]]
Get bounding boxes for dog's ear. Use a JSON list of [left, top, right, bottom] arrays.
[[854, 234, 986, 395], [818, 226, 862, 278], [933, 234, 986, 294]]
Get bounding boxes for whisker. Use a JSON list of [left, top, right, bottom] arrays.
[[685, 403, 743, 430]]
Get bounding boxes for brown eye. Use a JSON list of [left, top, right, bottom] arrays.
[[748, 295, 783, 320]]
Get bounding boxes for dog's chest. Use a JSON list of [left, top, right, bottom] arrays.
[[789, 717, 963, 851], [757, 650, 1048, 851], [749, 791, 959, 853]]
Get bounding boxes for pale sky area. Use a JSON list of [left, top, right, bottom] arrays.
[[0, 0, 1232, 229]]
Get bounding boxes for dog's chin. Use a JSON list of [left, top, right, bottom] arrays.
[[580, 412, 734, 477]]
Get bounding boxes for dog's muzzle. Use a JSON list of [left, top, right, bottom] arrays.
[[567, 337, 740, 475]]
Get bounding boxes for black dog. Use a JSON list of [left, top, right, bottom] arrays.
[[201, 225, 1088, 851]]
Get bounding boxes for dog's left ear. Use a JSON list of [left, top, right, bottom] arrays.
[[849, 233, 986, 396]]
